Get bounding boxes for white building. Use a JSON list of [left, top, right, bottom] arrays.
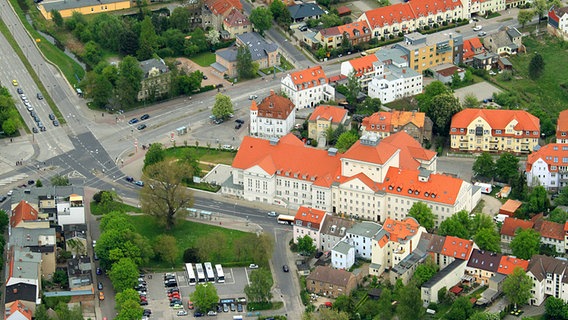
[[527, 255, 568, 306], [331, 241, 355, 270], [249, 90, 296, 139], [343, 221, 383, 260], [526, 143, 568, 192], [281, 66, 335, 109], [319, 216, 356, 252], [56, 194, 85, 226], [292, 206, 327, 249], [548, 6, 568, 41]]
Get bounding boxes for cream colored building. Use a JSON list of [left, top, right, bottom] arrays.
[[450, 109, 540, 154], [38, 0, 131, 19], [307, 105, 350, 143]]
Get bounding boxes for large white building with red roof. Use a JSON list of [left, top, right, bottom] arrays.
[[450, 109, 540, 154], [229, 131, 480, 226], [249, 90, 296, 139], [293, 206, 328, 249], [526, 143, 568, 192], [280, 66, 335, 109]]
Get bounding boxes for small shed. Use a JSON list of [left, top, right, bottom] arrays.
[[498, 57, 513, 71], [499, 199, 523, 217], [337, 6, 351, 16], [368, 288, 382, 300]]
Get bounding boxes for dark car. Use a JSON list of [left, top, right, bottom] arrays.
[[125, 176, 134, 183], [0, 196, 7, 203], [137, 124, 147, 130], [27, 180, 35, 185], [235, 119, 245, 124], [282, 265, 289, 272], [140, 114, 150, 120], [53, 120, 59, 127], [202, 75, 208, 80], [17, 88, 23, 94], [98, 282, 103, 290], [37, 93, 43, 100], [40, 126, 46, 132], [128, 118, 139, 124], [140, 300, 148, 306], [49, 114, 55, 120], [235, 123, 242, 130], [32, 127, 38, 133], [143, 309, 152, 316], [96, 268, 102, 275], [193, 311, 204, 317], [237, 304, 243, 312], [30, 111, 36, 117]]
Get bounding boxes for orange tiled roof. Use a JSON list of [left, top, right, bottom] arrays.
[[441, 235, 474, 260], [256, 90, 295, 120], [337, 21, 371, 39], [500, 217, 534, 237], [556, 110, 568, 139], [288, 66, 328, 88], [362, 3, 416, 29], [223, 7, 250, 27], [348, 54, 379, 77], [468, 37, 483, 49], [205, 0, 242, 16], [498, 255, 529, 275], [499, 199, 523, 215], [526, 144, 568, 173], [362, 111, 427, 133], [534, 219, 564, 241], [294, 206, 326, 227], [308, 105, 348, 124], [409, 0, 463, 17], [10, 201, 39, 228], [450, 109, 540, 138], [7, 300, 32, 320], [382, 217, 421, 243], [565, 221, 568, 233], [250, 99, 258, 111]]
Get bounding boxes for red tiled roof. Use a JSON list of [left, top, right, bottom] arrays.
[[449, 285, 463, 294], [308, 105, 348, 124], [441, 235, 474, 260], [223, 8, 250, 27], [499, 199, 523, 216], [7, 300, 32, 320], [436, 66, 463, 77], [294, 206, 326, 229], [361, 0, 462, 29], [10, 201, 39, 228], [337, 6, 351, 15], [348, 54, 379, 77], [288, 66, 328, 89], [556, 110, 568, 139], [337, 21, 371, 40], [498, 255, 529, 275], [500, 217, 534, 237], [450, 109, 540, 138], [362, 111, 427, 133], [527, 144, 568, 173], [256, 90, 295, 120], [534, 218, 564, 241], [382, 217, 421, 243], [205, 0, 242, 16]]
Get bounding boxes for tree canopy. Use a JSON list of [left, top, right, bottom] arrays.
[[495, 152, 520, 183], [244, 268, 273, 303], [212, 93, 234, 120], [429, 93, 462, 135], [511, 228, 540, 260], [528, 53, 545, 80], [297, 235, 317, 256], [191, 283, 219, 312], [413, 257, 439, 286], [250, 7, 273, 36], [472, 152, 495, 179], [236, 46, 255, 80], [408, 202, 435, 230], [503, 267, 533, 309], [108, 258, 139, 292]]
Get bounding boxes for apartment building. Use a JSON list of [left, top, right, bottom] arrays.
[[367, 52, 423, 104], [450, 109, 540, 154], [222, 8, 251, 38], [250, 90, 296, 139], [138, 58, 171, 101], [319, 216, 356, 252], [526, 143, 568, 192], [339, 54, 383, 89], [556, 110, 568, 143], [394, 32, 463, 73], [526, 255, 568, 305], [315, 21, 372, 49], [360, 110, 432, 143], [307, 105, 350, 142], [293, 206, 328, 249], [281, 66, 335, 109]]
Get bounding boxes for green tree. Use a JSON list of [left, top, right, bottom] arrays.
[[2, 118, 18, 135], [345, 71, 361, 105], [34, 305, 50, 320], [320, 13, 342, 28], [450, 71, 462, 88], [51, 10, 64, 28], [396, 284, 424, 320], [495, 152, 519, 183], [445, 296, 474, 320], [473, 152, 495, 179], [116, 299, 144, 320], [169, 7, 191, 33], [414, 257, 439, 286], [191, 283, 219, 312], [116, 288, 140, 310], [270, 0, 291, 25], [297, 235, 317, 256], [51, 175, 70, 186], [438, 215, 469, 239], [408, 202, 435, 230], [474, 227, 501, 253], [212, 93, 234, 120], [250, 7, 273, 36], [100, 210, 133, 232], [140, 160, 195, 230], [503, 267, 533, 309], [116, 55, 143, 108], [511, 228, 540, 260], [0, 210, 9, 230], [137, 16, 158, 60], [555, 186, 568, 206], [86, 73, 113, 108], [333, 295, 355, 314], [463, 93, 480, 109], [417, 81, 450, 114], [236, 46, 255, 80], [144, 142, 165, 168], [468, 312, 501, 320], [429, 93, 462, 135], [544, 296, 568, 319], [527, 185, 550, 213], [207, 29, 220, 47], [109, 258, 139, 292], [244, 268, 273, 303], [376, 288, 394, 319], [533, 0, 548, 23], [528, 53, 545, 80], [510, 170, 529, 201], [154, 235, 178, 265], [335, 131, 359, 152], [356, 97, 382, 116], [548, 207, 568, 224], [517, 9, 535, 28]]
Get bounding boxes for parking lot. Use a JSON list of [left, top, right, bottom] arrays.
[[142, 266, 253, 319]]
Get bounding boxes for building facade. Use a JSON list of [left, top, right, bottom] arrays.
[[556, 110, 568, 143], [38, 0, 130, 19], [281, 66, 335, 109], [250, 90, 296, 139], [138, 58, 171, 101], [314, 21, 372, 49], [292, 206, 327, 249], [394, 32, 463, 73], [306, 266, 357, 298], [319, 216, 356, 252], [307, 105, 349, 142], [548, 6, 568, 41], [361, 111, 432, 143], [526, 143, 568, 191]]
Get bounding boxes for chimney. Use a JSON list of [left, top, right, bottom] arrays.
[[270, 89, 275, 95], [402, 69, 406, 74], [13, 288, 18, 294]]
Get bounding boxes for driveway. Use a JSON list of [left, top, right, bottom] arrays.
[[454, 82, 502, 103], [175, 57, 229, 88]]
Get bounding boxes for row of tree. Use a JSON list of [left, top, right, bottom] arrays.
[[0, 86, 21, 136]]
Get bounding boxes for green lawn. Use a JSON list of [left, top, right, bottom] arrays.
[[494, 35, 568, 116], [190, 52, 216, 67], [129, 215, 253, 269], [90, 200, 142, 216], [163, 146, 236, 165]]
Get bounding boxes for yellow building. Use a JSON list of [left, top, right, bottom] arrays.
[[38, 0, 131, 20], [394, 32, 463, 74], [307, 105, 350, 143], [450, 109, 540, 154]]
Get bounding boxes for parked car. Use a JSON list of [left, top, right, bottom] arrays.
[[0, 196, 7, 203], [249, 264, 259, 269], [135, 180, 144, 187], [7, 190, 12, 196], [282, 265, 289, 272], [128, 118, 139, 124], [143, 309, 152, 316], [478, 31, 487, 37], [473, 25, 483, 31], [230, 303, 236, 312], [48, 114, 55, 120], [140, 300, 148, 306], [248, 95, 258, 100], [267, 211, 277, 217], [173, 304, 184, 309], [98, 282, 103, 290], [207, 310, 217, 316], [53, 120, 59, 127], [193, 311, 204, 317], [235, 123, 242, 130], [140, 114, 150, 120], [125, 176, 134, 182], [137, 124, 147, 130], [37, 93, 43, 100], [12, 80, 18, 86], [17, 88, 23, 94], [235, 119, 245, 124], [177, 310, 188, 316], [237, 304, 243, 312], [99, 292, 105, 301], [96, 268, 102, 275], [223, 304, 229, 312]]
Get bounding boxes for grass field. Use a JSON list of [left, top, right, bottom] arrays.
[[163, 146, 236, 165], [129, 215, 252, 269], [190, 52, 216, 67], [90, 200, 142, 216], [496, 35, 568, 116]]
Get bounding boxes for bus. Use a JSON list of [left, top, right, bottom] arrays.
[[215, 264, 225, 283], [195, 263, 206, 283], [277, 214, 295, 225], [204, 262, 215, 282], [185, 263, 196, 286]]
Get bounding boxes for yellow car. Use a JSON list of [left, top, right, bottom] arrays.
[[99, 291, 105, 301], [12, 80, 18, 86]]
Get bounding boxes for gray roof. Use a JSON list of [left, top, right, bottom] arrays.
[[140, 58, 169, 78], [5, 282, 37, 304], [40, 0, 127, 13], [12, 249, 41, 280], [400, 32, 462, 50], [375, 48, 408, 66], [10, 228, 56, 253], [237, 32, 278, 61], [217, 47, 238, 63], [321, 216, 356, 237], [346, 221, 382, 238], [506, 27, 522, 38], [332, 241, 354, 255], [392, 232, 430, 275], [210, 62, 228, 73], [422, 233, 446, 254], [422, 259, 467, 288], [499, 57, 513, 66], [67, 257, 93, 288], [10, 186, 84, 205], [288, 3, 325, 19], [473, 52, 498, 60], [467, 249, 502, 272], [489, 29, 517, 50], [527, 255, 568, 283]]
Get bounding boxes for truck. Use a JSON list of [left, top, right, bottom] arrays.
[[474, 182, 493, 194]]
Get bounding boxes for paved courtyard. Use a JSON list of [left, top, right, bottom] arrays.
[[454, 82, 502, 103]]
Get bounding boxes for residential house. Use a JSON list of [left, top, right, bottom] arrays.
[[389, 231, 431, 284], [250, 90, 295, 139], [137, 58, 171, 101], [367, 48, 423, 104], [56, 193, 85, 226], [472, 52, 499, 70], [484, 26, 523, 55], [393, 32, 463, 73], [500, 217, 534, 251], [10, 228, 57, 279], [307, 105, 350, 142], [339, 54, 382, 89], [526, 143, 568, 192], [67, 257, 94, 290], [306, 266, 357, 298], [462, 37, 485, 65], [499, 199, 522, 216], [526, 255, 568, 305], [319, 216, 356, 252], [548, 6, 568, 41], [331, 241, 356, 270], [293, 206, 328, 249], [203, 0, 243, 31], [314, 21, 371, 50], [498, 57, 513, 71], [430, 64, 465, 84], [213, 32, 279, 78], [466, 249, 503, 285], [37, 194, 56, 223], [344, 221, 383, 260], [37, 0, 130, 20], [9, 201, 49, 234], [360, 111, 433, 143], [421, 259, 468, 304], [281, 66, 335, 109], [288, 3, 325, 22], [556, 110, 568, 143], [4, 283, 38, 316], [450, 109, 540, 154], [63, 224, 88, 257], [5, 300, 33, 320], [222, 8, 251, 38], [429, 235, 475, 269], [533, 214, 565, 254]]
